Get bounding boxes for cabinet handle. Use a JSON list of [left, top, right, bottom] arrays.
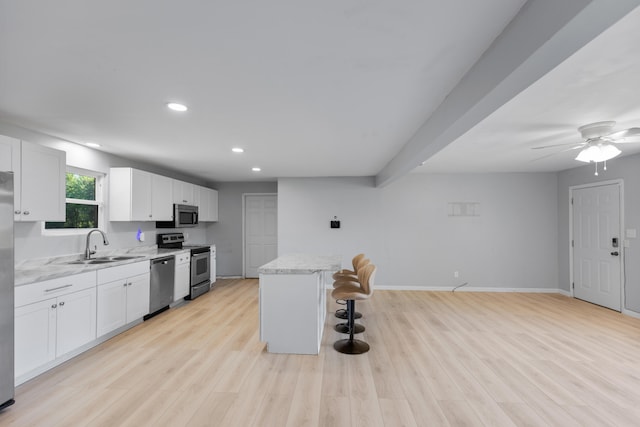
[[123, 283, 128, 287], [128, 282, 132, 286], [183, 199, 187, 203], [59, 301, 65, 306], [51, 303, 57, 309], [149, 214, 152, 218], [45, 284, 73, 292], [14, 210, 21, 215], [23, 210, 30, 215]]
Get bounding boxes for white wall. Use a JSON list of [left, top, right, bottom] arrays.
[[2, 123, 213, 263], [207, 181, 278, 276], [278, 173, 559, 290], [557, 153, 640, 312]]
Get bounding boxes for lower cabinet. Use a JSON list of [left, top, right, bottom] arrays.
[[14, 261, 152, 384], [96, 262, 150, 337], [14, 286, 96, 379], [174, 251, 190, 302]]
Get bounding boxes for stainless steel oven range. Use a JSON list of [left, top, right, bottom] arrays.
[[157, 232, 211, 300]]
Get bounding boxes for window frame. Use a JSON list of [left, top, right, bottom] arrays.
[[42, 166, 105, 236]]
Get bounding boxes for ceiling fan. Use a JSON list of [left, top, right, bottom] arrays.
[[532, 121, 640, 175]]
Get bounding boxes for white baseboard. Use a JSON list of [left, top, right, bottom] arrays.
[[622, 308, 640, 319], [325, 283, 567, 293]]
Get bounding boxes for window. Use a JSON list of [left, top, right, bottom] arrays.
[[44, 167, 104, 232]]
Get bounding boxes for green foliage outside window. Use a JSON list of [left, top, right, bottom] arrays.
[[45, 173, 99, 229], [66, 173, 96, 200]]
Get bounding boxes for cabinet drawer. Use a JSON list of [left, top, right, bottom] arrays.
[[16, 271, 97, 307], [175, 251, 190, 265], [97, 261, 149, 285]]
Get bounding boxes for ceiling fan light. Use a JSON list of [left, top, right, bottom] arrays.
[[575, 145, 600, 162], [597, 143, 621, 161], [575, 143, 621, 163]]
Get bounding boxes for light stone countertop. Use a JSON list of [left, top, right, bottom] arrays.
[[258, 254, 342, 274], [15, 245, 189, 287]]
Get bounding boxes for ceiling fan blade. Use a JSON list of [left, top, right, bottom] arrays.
[[608, 127, 640, 140], [530, 144, 584, 162], [531, 142, 580, 150]]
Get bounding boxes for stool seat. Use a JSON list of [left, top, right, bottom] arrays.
[[333, 256, 369, 319]]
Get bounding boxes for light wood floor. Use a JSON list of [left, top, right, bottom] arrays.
[[3, 279, 640, 426]]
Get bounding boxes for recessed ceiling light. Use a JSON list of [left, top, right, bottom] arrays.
[[86, 142, 101, 148], [252, 167, 261, 172], [167, 102, 188, 112], [232, 147, 244, 153]]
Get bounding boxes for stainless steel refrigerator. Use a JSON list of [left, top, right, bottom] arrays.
[[0, 171, 15, 410]]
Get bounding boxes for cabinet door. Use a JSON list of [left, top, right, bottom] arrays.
[[174, 263, 190, 301], [194, 186, 218, 222], [151, 173, 173, 220], [172, 180, 194, 205], [193, 185, 207, 219], [14, 298, 57, 378], [56, 288, 97, 356], [126, 273, 150, 322], [19, 141, 66, 221], [0, 135, 21, 217], [96, 280, 128, 337], [130, 169, 153, 221], [208, 189, 218, 222]]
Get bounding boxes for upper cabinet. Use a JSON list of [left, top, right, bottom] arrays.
[[0, 135, 66, 222], [172, 179, 195, 205], [109, 167, 217, 223], [109, 168, 173, 221], [194, 185, 218, 222]]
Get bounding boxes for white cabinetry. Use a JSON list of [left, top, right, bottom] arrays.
[[172, 179, 194, 205], [194, 185, 219, 222], [96, 261, 150, 337], [14, 272, 97, 379], [174, 250, 190, 302], [109, 168, 173, 221], [0, 135, 66, 222]]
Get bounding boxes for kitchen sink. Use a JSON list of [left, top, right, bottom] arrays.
[[64, 255, 146, 265], [104, 255, 146, 261], [65, 259, 116, 265]]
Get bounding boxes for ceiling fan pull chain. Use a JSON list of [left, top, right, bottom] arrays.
[[604, 159, 607, 171], [594, 162, 599, 176]]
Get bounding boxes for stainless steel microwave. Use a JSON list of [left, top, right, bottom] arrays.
[[156, 204, 198, 228]]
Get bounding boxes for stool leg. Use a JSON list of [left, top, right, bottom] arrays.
[[333, 299, 370, 354], [347, 299, 355, 340]]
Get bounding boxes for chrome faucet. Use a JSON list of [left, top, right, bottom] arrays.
[[85, 229, 110, 259]]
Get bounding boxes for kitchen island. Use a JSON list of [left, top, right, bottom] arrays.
[[258, 254, 341, 354]]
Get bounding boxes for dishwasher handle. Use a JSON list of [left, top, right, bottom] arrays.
[[152, 256, 174, 265]]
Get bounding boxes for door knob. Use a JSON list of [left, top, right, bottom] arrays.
[[611, 251, 619, 256]]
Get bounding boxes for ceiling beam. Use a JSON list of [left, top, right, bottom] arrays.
[[375, 0, 640, 187]]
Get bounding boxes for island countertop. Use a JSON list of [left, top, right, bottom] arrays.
[[258, 254, 342, 275]]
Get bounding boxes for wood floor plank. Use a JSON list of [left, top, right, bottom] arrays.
[[4, 280, 640, 426]]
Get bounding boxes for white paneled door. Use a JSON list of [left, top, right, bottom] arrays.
[[572, 183, 622, 311], [244, 194, 277, 278]]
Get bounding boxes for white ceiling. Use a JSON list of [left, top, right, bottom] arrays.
[[1, 1, 639, 183], [419, 3, 640, 174]]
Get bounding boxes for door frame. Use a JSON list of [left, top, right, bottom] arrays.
[[242, 193, 277, 278], [569, 179, 625, 309]]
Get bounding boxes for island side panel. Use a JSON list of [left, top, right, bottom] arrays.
[[259, 272, 321, 354]]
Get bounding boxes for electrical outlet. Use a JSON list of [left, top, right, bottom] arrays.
[[454, 271, 459, 278]]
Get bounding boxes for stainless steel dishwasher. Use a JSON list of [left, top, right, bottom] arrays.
[[149, 255, 175, 316]]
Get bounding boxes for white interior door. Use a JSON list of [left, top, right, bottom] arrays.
[[244, 194, 277, 278], [572, 183, 622, 311]]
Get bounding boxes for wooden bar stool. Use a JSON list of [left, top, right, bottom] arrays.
[[331, 264, 376, 355]]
